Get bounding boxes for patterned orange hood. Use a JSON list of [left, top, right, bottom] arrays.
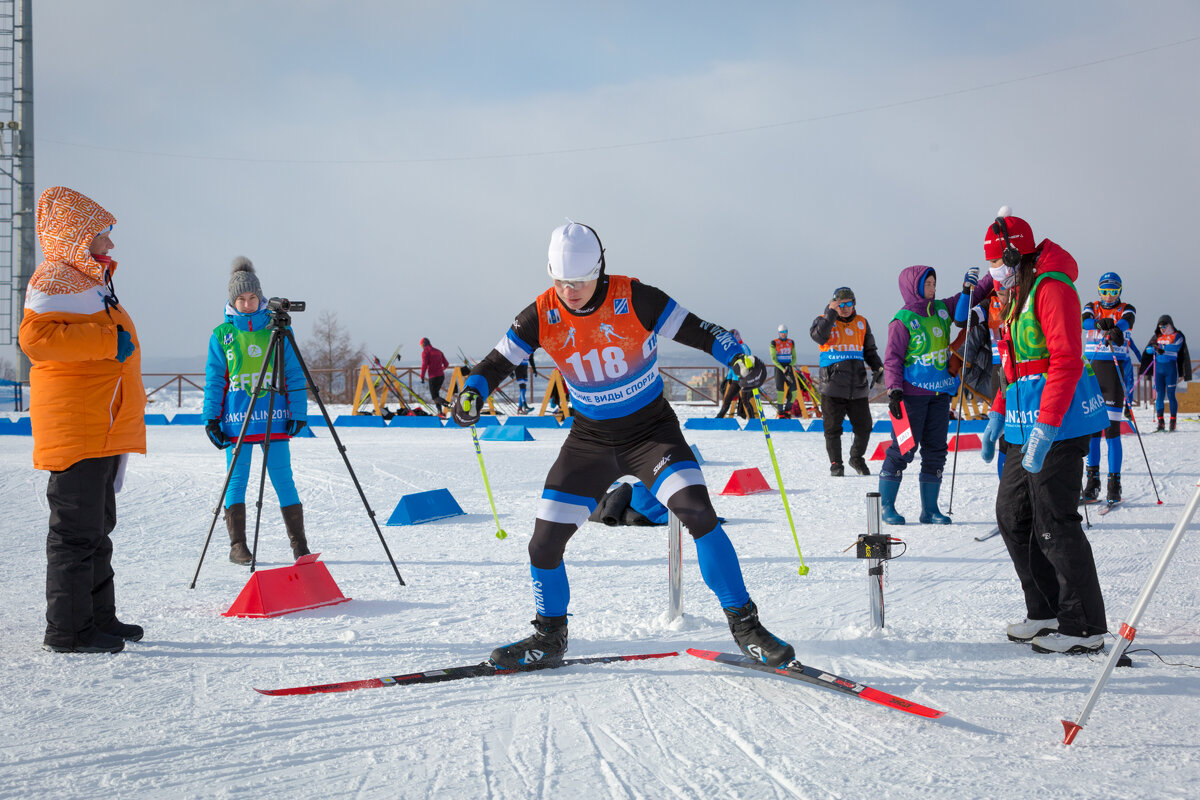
[[35, 186, 117, 284]]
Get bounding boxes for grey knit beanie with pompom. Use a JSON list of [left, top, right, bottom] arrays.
[[228, 257, 264, 305]]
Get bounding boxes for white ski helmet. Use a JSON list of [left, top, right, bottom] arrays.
[[778, 324, 788, 334], [547, 222, 603, 283]]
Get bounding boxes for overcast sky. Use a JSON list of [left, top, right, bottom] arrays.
[[9, 1, 1200, 373]]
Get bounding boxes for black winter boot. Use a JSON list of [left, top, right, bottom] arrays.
[[830, 461, 844, 477], [848, 455, 871, 475], [490, 614, 568, 669], [723, 601, 796, 668], [225, 504, 252, 565], [281, 504, 310, 559], [1156, 416, 1165, 432], [1106, 473, 1122, 505], [1081, 466, 1101, 503]]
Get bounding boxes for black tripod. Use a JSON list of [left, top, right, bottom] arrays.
[[190, 297, 405, 588]]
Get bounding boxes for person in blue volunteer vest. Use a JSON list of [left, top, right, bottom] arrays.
[[203, 258, 310, 564], [978, 209, 1108, 654], [1139, 314, 1192, 432], [879, 265, 977, 524], [450, 222, 795, 671]]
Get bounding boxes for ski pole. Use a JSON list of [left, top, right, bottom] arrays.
[[1120, 387, 1163, 506], [947, 311, 976, 514], [464, 395, 507, 540], [743, 357, 809, 576]]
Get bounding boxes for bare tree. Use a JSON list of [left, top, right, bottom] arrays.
[[0, 356, 15, 381], [302, 311, 365, 403]]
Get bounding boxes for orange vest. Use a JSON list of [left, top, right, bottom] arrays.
[[818, 317, 868, 366], [1084, 301, 1131, 361], [535, 275, 660, 420], [771, 337, 794, 366]]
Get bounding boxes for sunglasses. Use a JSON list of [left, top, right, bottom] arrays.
[[1098, 288, 1120, 297], [837, 301, 855, 309]]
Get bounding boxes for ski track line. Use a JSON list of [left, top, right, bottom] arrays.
[[569, 699, 640, 800], [626, 683, 708, 799], [673, 681, 828, 799]]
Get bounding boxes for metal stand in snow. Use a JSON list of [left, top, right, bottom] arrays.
[[1062, 475, 1200, 745], [189, 297, 405, 589], [857, 492, 890, 629], [667, 512, 683, 622]]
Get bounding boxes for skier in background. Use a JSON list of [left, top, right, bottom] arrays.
[[1080, 272, 1135, 505], [978, 208, 1108, 654], [450, 222, 795, 670], [420, 337, 450, 417], [769, 324, 798, 415], [514, 352, 539, 413], [809, 287, 884, 476], [1139, 314, 1191, 432], [203, 257, 310, 564]]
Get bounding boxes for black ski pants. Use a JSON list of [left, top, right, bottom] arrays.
[[44, 455, 122, 646], [820, 393, 872, 465], [996, 435, 1107, 637]]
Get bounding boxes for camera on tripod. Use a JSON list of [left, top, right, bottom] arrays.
[[267, 297, 306, 313]]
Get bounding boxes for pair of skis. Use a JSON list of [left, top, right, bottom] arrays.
[[254, 648, 944, 720]]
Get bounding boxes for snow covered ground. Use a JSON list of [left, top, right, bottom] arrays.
[[1, 401, 1198, 799]]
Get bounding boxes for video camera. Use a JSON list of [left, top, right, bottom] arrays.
[[267, 297, 306, 313]]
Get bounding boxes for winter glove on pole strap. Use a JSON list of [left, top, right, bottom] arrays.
[[287, 419, 308, 437], [961, 266, 979, 294], [980, 410, 1004, 463], [1094, 318, 1116, 331], [887, 389, 904, 420], [1021, 421, 1059, 473], [205, 420, 231, 450], [1106, 328, 1125, 348], [115, 326, 135, 363], [451, 389, 483, 427], [871, 366, 885, 389], [733, 356, 767, 390]]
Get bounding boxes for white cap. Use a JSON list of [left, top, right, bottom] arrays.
[[778, 324, 788, 333], [547, 223, 603, 282]]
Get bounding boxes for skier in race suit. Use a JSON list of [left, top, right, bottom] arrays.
[[1138, 314, 1191, 432], [1080, 272, 1136, 504], [978, 209, 1108, 654], [769, 324, 798, 411], [451, 222, 795, 670]]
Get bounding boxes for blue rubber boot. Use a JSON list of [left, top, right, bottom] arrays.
[[878, 476, 905, 525], [918, 480, 951, 524]]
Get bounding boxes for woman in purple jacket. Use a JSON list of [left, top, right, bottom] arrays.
[[878, 265, 979, 524]]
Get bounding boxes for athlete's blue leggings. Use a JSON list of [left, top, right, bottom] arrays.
[[1154, 368, 1178, 417], [224, 439, 300, 508]]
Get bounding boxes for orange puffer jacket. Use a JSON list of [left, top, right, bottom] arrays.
[[18, 186, 146, 471]]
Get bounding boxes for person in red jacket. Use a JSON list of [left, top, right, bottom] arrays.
[[419, 337, 450, 416], [978, 208, 1108, 655]]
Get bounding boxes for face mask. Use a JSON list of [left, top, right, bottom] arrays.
[[989, 263, 1017, 290]]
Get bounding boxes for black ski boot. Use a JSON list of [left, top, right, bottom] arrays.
[[848, 455, 871, 475], [723, 601, 796, 667], [1081, 466, 1101, 503], [830, 461, 844, 477], [490, 614, 568, 669], [1156, 416, 1165, 432], [1170, 416, 1177, 432], [1106, 473, 1122, 505]]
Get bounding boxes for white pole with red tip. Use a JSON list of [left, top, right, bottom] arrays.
[[1062, 476, 1200, 745]]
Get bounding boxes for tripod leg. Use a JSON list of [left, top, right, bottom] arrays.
[[190, 331, 278, 588], [283, 327, 406, 586]]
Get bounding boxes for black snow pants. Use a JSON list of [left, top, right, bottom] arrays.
[[996, 435, 1107, 637], [820, 393, 872, 465], [44, 455, 122, 647]]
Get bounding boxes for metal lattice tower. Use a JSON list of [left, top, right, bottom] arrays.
[[0, 0, 30, 375]]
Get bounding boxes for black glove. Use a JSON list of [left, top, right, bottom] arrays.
[[1123, 405, 1134, 421], [1106, 327, 1125, 347], [888, 389, 904, 420], [872, 366, 885, 388], [1094, 318, 1116, 331], [732, 356, 767, 390], [205, 419, 230, 450], [450, 389, 483, 427], [287, 419, 308, 437]]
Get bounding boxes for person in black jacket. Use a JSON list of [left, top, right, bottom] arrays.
[[809, 287, 884, 476]]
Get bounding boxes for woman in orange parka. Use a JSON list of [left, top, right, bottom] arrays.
[[19, 186, 146, 654]]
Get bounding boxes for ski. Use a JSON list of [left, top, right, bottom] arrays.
[[1098, 500, 1122, 516], [974, 527, 1001, 542], [254, 651, 679, 696], [686, 649, 944, 719]]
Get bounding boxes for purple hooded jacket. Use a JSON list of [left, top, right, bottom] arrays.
[[884, 265, 987, 396]]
